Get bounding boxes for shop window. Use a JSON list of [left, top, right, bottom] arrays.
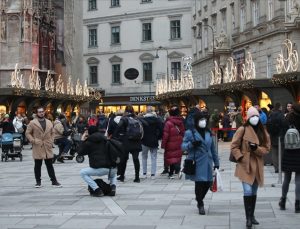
[[259, 92, 271, 111]]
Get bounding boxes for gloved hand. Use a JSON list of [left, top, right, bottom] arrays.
[[192, 141, 202, 147], [249, 142, 258, 151], [214, 166, 219, 170]]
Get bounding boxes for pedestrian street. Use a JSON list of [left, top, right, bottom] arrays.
[[0, 142, 299, 229]]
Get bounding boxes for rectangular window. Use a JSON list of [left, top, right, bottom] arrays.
[[171, 62, 181, 80], [142, 23, 152, 41], [211, 15, 217, 33], [111, 0, 120, 7], [143, 63, 152, 81], [88, 28, 97, 47], [111, 26, 120, 44], [170, 20, 181, 39], [90, 66, 98, 84], [204, 27, 208, 49], [88, 0, 97, 10], [268, 0, 274, 21], [252, 0, 259, 26], [231, 4, 235, 30], [221, 10, 227, 32], [112, 64, 120, 83], [240, 6, 245, 32], [267, 55, 272, 78]]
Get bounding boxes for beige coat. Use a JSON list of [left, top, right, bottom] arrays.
[[53, 119, 64, 140], [25, 118, 54, 159], [231, 125, 270, 186]]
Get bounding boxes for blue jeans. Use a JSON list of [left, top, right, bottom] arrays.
[[141, 145, 158, 175], [242, 181, 258, 196], [80, 167, 117, 191]]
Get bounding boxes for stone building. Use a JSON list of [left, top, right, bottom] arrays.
[[190, 0, 300, 114], [82, 0, 193, 114], [0, 0, 86, 117]]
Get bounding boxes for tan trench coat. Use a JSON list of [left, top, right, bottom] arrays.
[[25, 118, 54, 159], [231, 125, 270, 186]]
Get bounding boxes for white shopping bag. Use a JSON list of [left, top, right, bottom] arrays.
[[215, 169, 224, 192]]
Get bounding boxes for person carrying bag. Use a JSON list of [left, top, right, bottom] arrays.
[[182, 111, 219, 215]]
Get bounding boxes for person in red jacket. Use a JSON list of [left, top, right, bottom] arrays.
[[161, 105, 185, 179]]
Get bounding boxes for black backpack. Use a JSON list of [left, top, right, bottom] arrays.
[[126, 117, 144, 140], [106, 138, 126, 165], [88, 179, 112, 195]]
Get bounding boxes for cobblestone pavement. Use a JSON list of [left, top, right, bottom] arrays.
[[0, 142, 299, 229]]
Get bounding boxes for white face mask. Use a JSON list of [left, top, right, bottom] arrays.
[[249, 116, 259, 126], [198, 119, 207, 128]]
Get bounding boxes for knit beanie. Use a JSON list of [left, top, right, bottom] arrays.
[[246, 106, 259, 120]]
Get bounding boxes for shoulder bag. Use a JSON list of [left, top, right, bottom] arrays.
[[183, 130, 197, 175]]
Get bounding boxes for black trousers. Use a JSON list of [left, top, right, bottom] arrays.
[[195, 181, 211, 206], [169, 163, 181, 176], [117, 151, 140, 177], [34, 159, 57, 182]]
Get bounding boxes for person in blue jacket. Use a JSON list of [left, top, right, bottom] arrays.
[[182, 111, 219, 215]]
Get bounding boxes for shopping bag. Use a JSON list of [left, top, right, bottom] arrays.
[[215, 169, 224, 192], [211, 175, 217, 192]]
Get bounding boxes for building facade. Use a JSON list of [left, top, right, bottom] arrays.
[[0, 0, 86, 118], [82, 0, 193, 114], [190, 0, 300, 114]]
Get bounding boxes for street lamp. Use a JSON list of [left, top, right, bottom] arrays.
[[155, 46, 169, 82]]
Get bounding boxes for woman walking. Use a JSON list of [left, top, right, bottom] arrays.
[[279, 103, 300, 213], [231, 106, 270, 228], [161, 105, 185, 179], [182, 112, 219, 215]]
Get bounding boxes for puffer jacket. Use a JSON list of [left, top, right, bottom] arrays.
[[161, 116, 185, 165], [141, 112, 163, 148], [78, 132, 113, 169]]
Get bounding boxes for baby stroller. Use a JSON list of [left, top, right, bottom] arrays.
[[1, 133, 23, 162]]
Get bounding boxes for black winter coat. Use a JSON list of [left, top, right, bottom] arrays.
[[114, 113, 142, 153], [267, 110, 284, 146], [78, 132, 113, 169], [282, 111, 300, 173], [141, 113, 163, 148]]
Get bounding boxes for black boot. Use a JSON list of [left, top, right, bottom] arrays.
[[251, 195, 259, 225], [243, 196, 253, 229], [197, 201, 205, 215], [295, 200, 300, 213], [133, 158, 140, 183], [279, 197, 286, 210]]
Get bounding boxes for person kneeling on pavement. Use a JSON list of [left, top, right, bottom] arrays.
[[78, 126, 117, 197]]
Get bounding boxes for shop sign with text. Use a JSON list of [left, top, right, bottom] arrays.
[[129, 96, 156, 102]]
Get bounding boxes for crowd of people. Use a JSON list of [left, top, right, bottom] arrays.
[[1, 101, 299, 228]]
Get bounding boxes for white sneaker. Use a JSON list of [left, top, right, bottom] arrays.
[[168, 175, 174, 179], [150, 175, 155, 180], [141, 174, 147, 179]]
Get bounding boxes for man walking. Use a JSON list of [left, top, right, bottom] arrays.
[[26, 106, 62, 188], [141, 106, 163, 179]]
